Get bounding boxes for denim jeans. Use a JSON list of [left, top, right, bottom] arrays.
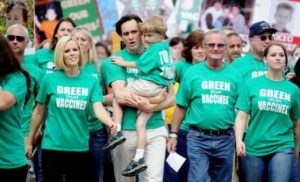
[[89, 128, 108, 182], [187, 127, 234, 182], [291, 151, 300, 182], [240, 147, 294, 182], [32, 139, 43, 182], [164, 129, 189, 182]]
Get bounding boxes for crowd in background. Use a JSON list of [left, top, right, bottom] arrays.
[[0, 1, 300, 182]]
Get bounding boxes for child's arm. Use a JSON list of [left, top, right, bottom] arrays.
[[111, 56, 137, 68]]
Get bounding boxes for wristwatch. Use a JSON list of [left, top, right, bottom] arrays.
[[169, 132, 178, 138]]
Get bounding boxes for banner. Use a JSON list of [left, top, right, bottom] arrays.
[[252, 0, 300, 51], [96, 0, 118, 35], [61, 0, 103, 41], [0, 1, 34, 47]]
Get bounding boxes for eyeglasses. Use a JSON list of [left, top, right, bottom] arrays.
[[7, 35, 25, 42], [205, 43, 226, 49], [254, 34, 273, 41]]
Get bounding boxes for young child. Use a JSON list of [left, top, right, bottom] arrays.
[[272, 2, 294, 33], [103, 15, 174, 176]]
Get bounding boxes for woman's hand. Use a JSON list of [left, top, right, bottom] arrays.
[[25, 137, 33, 159], [236, 139, 246, 157]]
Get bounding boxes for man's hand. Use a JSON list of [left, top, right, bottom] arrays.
[[167, 137, 177, 153], [132, 95, 155, 113]]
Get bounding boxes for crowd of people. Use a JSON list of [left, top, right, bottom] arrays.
[[0, 4, 300, 182]]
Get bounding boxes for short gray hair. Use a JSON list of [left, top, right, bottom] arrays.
[[6, 24, 29, 41], [203, 29, 227, 45]]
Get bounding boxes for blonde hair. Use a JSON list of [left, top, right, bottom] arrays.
[[6, 24, 29, 41], [71, 27, 98, 66], [54, 36, 84, 70], [139, 16, 167, 37]]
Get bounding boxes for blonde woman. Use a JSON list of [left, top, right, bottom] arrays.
[[26, 36, 116, 182], [71, 27, 113, 182]]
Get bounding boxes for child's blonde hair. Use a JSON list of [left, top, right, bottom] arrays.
[[139, 16, 167, 37]]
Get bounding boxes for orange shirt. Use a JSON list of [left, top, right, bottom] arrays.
[[40, 20, 59, 41]]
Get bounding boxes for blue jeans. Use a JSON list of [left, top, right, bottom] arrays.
[[187, 127, 234, 182], [290, 151, 300, 182], [89, 128, 108, 182], [32, 139, 43, 182], [164, 129, 189, 182], [240, 147, 294, 182]]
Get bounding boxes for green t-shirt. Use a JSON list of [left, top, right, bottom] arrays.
[[174, 60, 193, 131], [82, 62, 104, 132], [0, 72, 27, 168], [177, 62, 242, 130], [36, 70, 103, 151], [34, 48, 55, 74], [236, 75, 300, 156], [21, 56, 43, 136], [175, 60, 192, 83], [232, 53, 267, 80], [136, 42, 174, 86], [101, 48, 165, 130]]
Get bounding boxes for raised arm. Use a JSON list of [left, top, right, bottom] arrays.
[[111, 56, 137, 68]]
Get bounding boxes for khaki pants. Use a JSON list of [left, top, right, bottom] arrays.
[[113, 126, 168, 182], [127, 80, 164, 97]]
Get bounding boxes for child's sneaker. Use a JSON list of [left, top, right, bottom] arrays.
[[102, 131, 126, 151], [121, 158, 147, 177]]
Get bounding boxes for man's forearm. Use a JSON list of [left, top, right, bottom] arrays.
[[151, 84, 175, 112], [171, 105, 186, 133]]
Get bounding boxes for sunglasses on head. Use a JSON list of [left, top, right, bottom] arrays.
[[205, 43, 226, 49], [255, 34, 273, 41], [7, 35, 25, 42]]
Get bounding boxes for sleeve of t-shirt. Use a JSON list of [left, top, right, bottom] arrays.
[[235, 71, 244, 99], [176, 74, 191, 108], [174, 62, 181, 83], [36, 74, 50, 104], [235, 82, 251, 113], [101, 59, 126, 87], [90, 78, 104, 104], [30, 64, 43, 95], [136, 46, 159, 74], [34, 49, 42, 67], [291, 88, 300, 120], [3, 73, 27, 104]]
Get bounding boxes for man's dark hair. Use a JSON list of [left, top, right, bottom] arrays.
[[115, 14, 142, 36]]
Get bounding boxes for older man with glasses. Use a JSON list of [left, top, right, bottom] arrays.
[[232, 21, 277, 80], [169, 29, 243, 182]]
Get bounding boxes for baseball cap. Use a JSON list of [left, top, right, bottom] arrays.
[[249, 21, 277, 37]]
